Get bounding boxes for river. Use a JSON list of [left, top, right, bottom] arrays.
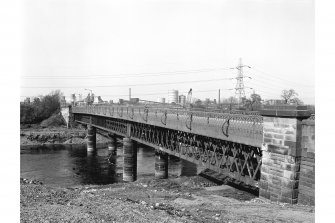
[[20, 143, 199, 187]]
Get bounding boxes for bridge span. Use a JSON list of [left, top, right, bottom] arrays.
[[70, 104, 314, 205]]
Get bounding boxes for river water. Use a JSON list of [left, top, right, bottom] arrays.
[[20, 144, 199, 187]]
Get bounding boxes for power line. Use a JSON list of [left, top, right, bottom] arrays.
[[249, 66, 314, 88], [248, 78, 313, 93], [251, 89, 280, 96], [247, 81, 314, 98], [20, 88, 232, 98], [21, 67, 235, 79], [20, 77, 235, 89], [97, 89, 228, 98], [251, 72, 314, 89], [21, 62, 314, 102]]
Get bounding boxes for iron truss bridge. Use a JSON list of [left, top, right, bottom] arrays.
[[72, 105, 263, 187]]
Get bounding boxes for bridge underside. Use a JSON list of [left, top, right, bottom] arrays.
[[74, 113, 262, 187]]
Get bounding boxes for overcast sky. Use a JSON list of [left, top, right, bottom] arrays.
[[21, 0, 314, 104]]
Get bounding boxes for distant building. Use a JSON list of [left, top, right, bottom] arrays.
[[178, 95, 186, 106], [264, 99, 285, 105], [130, 98, 139, 104], [71, 94, 76, 103], [168, 90, 178, 104], [157, 97, 166, 104], [204, 98, 210, 105], [60, 96, 67, 107]]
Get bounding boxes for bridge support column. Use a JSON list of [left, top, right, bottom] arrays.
[[155, 149, 168, 179], [259, 106, 311, 204], [123, 137, 137, 182], [108, 134, 117, 155], [87, 125, 96, 152]]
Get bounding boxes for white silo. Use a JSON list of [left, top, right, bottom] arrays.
[[179, 95, 186, 106], [168, 90, 179, 104]]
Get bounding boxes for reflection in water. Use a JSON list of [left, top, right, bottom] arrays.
[[20, 144, 198, 187]]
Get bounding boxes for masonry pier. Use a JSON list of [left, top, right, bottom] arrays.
[[87, 125, 96, 152], [259, 106, 311, 204], [155, 149, 169, 179], [108, 134, 118, 155], [123, 137, 137, 182]]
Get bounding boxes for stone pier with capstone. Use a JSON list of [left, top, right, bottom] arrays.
[[87, 125, 96, 152], [108, 134, 118, 155], [155, 149, 169, 179]]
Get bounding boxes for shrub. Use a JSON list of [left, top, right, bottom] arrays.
[[40, 113, 66, 128]]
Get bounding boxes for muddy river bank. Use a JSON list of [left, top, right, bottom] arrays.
[[20, 126, 109, 146]]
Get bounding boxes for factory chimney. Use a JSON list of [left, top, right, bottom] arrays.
[[129, 88, 131, 101]]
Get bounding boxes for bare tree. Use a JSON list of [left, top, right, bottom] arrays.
[[228, 96, 237, 110], [281, 89, 295, 103], [245, 93, 262, 110], [291, 97, 304, 105], [281, 89, 304, 105]]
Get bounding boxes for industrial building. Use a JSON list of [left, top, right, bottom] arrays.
[[178, 95, 186, 106], [168, 90, 178, 104]]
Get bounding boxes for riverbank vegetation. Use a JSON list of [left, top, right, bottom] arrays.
[[20, 90, 63, 125]]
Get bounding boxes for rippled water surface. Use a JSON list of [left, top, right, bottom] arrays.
[[20, 144, 198, 187]]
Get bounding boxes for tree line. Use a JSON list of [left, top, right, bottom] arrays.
[[20, 88, 308, 124], [20, 90, 63, 124], [192, 89, 305, 111]]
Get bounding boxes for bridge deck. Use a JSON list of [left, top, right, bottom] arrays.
[[72, 105, 263, 148], [72, 105, 263, 187]]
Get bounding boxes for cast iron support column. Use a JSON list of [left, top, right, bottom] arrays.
[[155, 149, 168, 179], [87, 125, 96, 152], [123, 123, 137, 182], [108, 134, 117, 155]]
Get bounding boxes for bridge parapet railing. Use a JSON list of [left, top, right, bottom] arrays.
[[72, 105, 263, 147]]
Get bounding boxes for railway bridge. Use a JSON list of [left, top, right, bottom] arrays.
[[70, 104, 314, 205]]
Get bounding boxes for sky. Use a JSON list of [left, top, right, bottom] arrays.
[[21, 0, 314, 104]]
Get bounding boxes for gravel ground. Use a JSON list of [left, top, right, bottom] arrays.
[[20, 176, 315, 223]]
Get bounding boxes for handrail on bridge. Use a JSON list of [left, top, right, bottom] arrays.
[[72, 104, 263, 122]]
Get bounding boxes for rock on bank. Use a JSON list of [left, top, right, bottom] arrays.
[[20, 126, 109, 145]]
